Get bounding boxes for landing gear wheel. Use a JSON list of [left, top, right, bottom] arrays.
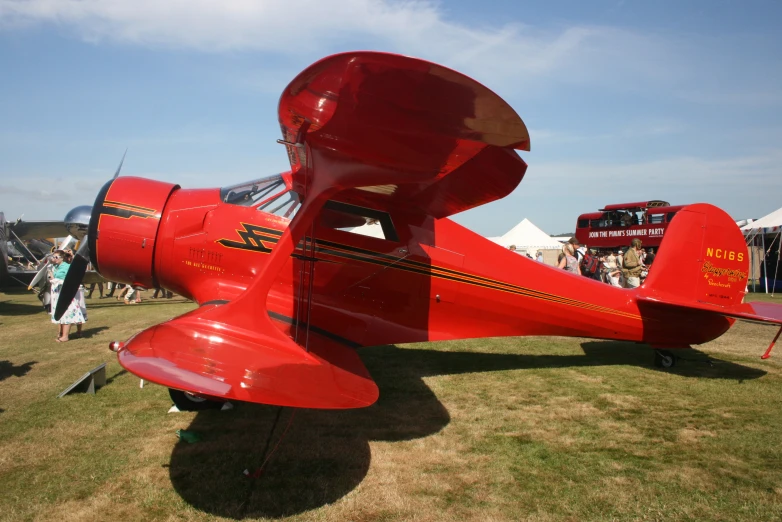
[[168, 388, 224, 411], [654, 350, 676, 369]]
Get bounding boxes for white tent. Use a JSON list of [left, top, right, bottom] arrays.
[[741, 207, 782, 235], [347, 221, 385, 239], [492, 218, 563, 254], [741, 207, 782, 294]]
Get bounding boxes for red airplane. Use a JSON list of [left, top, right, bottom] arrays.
[[55, 52, 782, 412]]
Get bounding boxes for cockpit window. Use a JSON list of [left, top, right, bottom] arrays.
[[221, 174, 288, 206], [220, 176, 397, 237], [221, 174, 302, 219], [319, 201, 399, 242]]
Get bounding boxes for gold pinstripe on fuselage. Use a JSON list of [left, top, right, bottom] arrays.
[[215, 223, 642, 321]]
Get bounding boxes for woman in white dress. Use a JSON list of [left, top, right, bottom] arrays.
[[49, 250, 87, 342]]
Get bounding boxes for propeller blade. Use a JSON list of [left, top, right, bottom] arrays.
[[28, 262, 50, 289], [114, 149, 128, 179], [53, 236, 90, 321], [58, 235, 74, 250], [54, 151, 126, 317]]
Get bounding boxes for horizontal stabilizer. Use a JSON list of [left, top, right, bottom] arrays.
[[729, 301, 782, 325], [638, 295, 782, 326]]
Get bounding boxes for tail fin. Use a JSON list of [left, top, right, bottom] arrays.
[[641, 203, 748, 306], [639, 203, 782, 328]]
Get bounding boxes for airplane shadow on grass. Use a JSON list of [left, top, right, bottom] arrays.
[[77, 326, 110, 339], [83, 299, 193, 312], [168, 341, 765, 519], [0, 299, 46, 316], [0, 360, 37, 382]]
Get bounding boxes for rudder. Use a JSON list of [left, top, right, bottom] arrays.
[[640, 203, 749, 308]]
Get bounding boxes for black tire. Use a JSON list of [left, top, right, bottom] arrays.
[[168, 388, 224, 411], [654, 350, 676, 369]]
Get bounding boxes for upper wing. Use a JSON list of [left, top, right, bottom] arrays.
[[9, 220, 66, 240], [279, 51, 530, 218]]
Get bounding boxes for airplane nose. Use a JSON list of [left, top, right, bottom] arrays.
[[88, 176, 178, 287], [63, 205, 93, 240]]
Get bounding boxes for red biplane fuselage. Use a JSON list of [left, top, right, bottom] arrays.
[[60, 52, 782, 410], [97, 175, 735, 349]]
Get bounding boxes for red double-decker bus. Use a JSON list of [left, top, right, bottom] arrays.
[[575, 200, 684, 251]]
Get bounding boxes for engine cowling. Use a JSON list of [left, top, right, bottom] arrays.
[[88, 177, 179, 289]]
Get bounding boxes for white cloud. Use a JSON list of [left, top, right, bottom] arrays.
[[531, 152, 781, 221], [455, 148, 782, 236], [0, 0, 439, 52], [532, 151, 782, 186], [0, 183, 62, 201], [2, 0, 777, 107], [0, 1, 690, 87], [527, 118, 685, 148]]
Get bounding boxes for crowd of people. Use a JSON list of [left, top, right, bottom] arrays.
[[556, 237, 655, 288], [506, 237, 656, 288], [83, 281, 173, 303]]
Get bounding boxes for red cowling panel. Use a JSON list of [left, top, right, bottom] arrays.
[[93, 177, 178, 288], [118, 304, 378, 409], [278, 52, 530, 219]]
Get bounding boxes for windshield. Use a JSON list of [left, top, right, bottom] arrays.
[[221, 173, 302, 219], [220, 174, 289, 206]]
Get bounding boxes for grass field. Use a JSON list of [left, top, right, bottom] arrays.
[[1, 288, 782, 521]]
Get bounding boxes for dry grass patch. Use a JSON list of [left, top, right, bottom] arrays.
[[677, 427, 717, 443], [2, 289, 782, 520]]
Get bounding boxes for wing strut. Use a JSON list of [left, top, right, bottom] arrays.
[[761, 325, 782, 359], [10, 230, 40, 264], [293, 227, 318, 351]]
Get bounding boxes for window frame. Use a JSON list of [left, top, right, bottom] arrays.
[[322, 200, 399, 242]]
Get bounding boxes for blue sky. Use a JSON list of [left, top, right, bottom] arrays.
[[1, 0, 780, 236]]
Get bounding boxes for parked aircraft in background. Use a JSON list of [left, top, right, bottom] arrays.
[[1, 211, 67, 286], [52, 52, 782, 412], [1, 158, 122, 287]]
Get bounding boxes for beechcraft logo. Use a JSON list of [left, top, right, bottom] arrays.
[[216, 223, 280, 253]]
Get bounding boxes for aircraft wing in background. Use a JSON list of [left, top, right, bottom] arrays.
[[8, 220, 67, 240]]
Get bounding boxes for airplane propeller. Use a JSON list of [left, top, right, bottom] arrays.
[[54, 151, 126, 321], [114, 148, 127, 180]]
